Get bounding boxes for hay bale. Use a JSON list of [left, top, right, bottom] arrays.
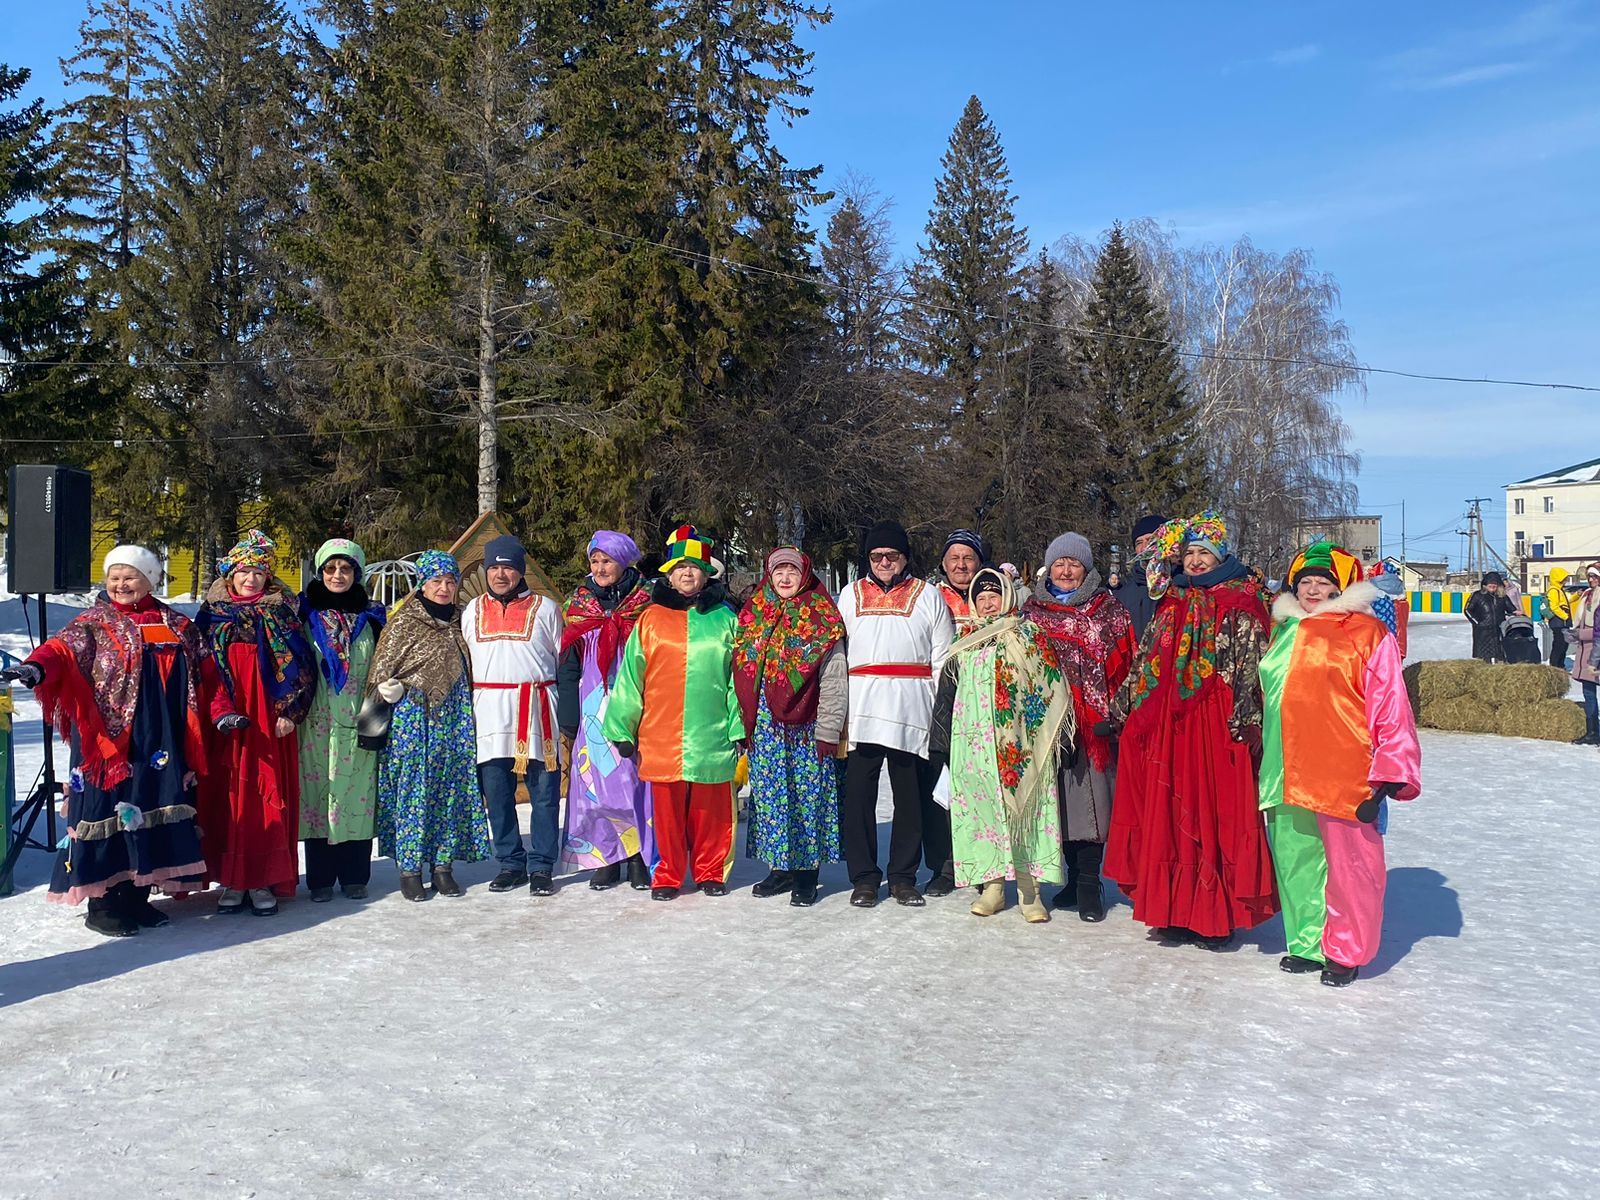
[[1472, 663, 1572, 705], [1419, 695, 1498, 734], [1410, 658, 1483, 704], [1496, 699, 1588, 743]]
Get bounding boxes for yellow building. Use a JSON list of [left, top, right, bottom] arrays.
[[90, 507, 305, 596]]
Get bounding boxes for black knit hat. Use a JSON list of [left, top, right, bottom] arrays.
[[1483, 571, 1504, 586], [862, 520, 911, 558], [1131, 514, 1168, 542]]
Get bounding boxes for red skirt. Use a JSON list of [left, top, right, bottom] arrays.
[[1104, 682, 1278, 937], [199, 642, 301, 895]]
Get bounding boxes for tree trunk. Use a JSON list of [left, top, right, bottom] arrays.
[[477, 250, 498, 515]]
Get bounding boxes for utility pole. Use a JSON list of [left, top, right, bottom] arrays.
[[1401, 499, 1407, 570]]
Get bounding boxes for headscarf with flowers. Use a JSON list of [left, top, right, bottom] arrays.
[[218, 528, 277, 577], [732, 548, 845, 735], [198, 574, 317, 724], [946, 569, 1074, 858]]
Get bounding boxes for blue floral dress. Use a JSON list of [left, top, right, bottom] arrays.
[[745, 693, 840, 871], [376, 675, 490, 872]]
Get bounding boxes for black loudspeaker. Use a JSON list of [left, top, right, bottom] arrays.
[[7, 465, 93, 593]]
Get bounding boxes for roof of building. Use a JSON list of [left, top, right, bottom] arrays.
[[1509, 458, 1600, 486]]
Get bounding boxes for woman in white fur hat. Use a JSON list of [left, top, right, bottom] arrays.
[[1, 546, 241, 936]]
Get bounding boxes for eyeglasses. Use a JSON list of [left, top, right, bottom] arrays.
[[868, 551, 905, 564]]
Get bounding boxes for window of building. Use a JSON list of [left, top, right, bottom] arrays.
[[1544, 496, 1555, 513], [1514, 530, 1527, 556], [1545, 536, 1556, 555], [1514, 497, 1525, 515]]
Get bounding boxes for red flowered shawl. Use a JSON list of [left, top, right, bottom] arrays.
[[31, 596, 212, 789], [1125, 574, 1267, 716], [560, 579, 653, 682], [732, 555, 846, 733], [1023, 585, 1137, 771]]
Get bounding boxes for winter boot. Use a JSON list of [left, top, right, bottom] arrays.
[[790, 870, 820, 907], [1321, 961, 1359, 987], [119, 883, 171, 929], [969, 880, 1006, 917], [217, 888, 248, 915], [923, 874, 956, 898], [889, 882, 925, 907], [752, 870, 794, 898], [698, 880, 728, 896], [248, 888, 279, 916], [1075, 842, 1106, 923], [399, 871, 431, 902], [626, 854, 652, 890], [342, 883, 369, 900], [589, 862, 622, 891], [1017, 875, 1050, 924], [651, 886, 677, 902], [431, 866, 463, 898], [309, 887, 336, 903], [85, 893, 137, 938], [528, 872, 556, 897], [1279, 955, 1324, 974]]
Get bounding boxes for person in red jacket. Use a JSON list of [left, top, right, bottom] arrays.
[[1022, 531, 1136, 922], [1, 545, 239, 936]]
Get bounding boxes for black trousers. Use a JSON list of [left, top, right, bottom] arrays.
[[918, 756, 953, 882], [304, 838, 373, 890], [842, 744, 925, 887], [1548, 618, 1570, 668]]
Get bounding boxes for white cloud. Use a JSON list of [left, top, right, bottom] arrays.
[[1268, 43, 1321, 67], [1380, 1, 1592, 90], [1400, 60, 1535, 91]]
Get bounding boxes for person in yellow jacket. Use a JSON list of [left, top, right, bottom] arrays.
[[1545, 567, 1574, 669]]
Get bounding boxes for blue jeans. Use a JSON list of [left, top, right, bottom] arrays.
[[478, 758, 560, 874], [1584, 682, 1598, 736]]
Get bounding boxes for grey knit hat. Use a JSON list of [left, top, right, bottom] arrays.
[[1044, 531, 1093, 570]]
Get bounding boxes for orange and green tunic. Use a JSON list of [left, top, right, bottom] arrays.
[[602, 580, 745, 784]]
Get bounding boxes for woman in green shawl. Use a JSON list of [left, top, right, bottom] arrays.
[[930, 568, 1075, 923]]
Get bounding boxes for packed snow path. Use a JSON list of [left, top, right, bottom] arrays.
[[0, 614, 1596, 1198]]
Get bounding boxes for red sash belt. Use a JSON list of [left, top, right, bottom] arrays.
[[473, 680, 557, 770], [848, 663, 932, 679]]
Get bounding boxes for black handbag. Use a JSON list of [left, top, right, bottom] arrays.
[[356, 693, 395, 750]]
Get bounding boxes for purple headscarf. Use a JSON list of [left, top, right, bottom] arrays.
[[587, 531, 641, 569]]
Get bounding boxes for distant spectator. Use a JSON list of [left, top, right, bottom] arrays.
[[1568, 564, 1600, 746], [1544, 568, 1574, 670], [1465, 572, 1515, 663]]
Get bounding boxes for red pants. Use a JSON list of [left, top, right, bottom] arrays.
[[651, 780, 736, 890]]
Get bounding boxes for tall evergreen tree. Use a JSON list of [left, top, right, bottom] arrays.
[[902, 94, 1027, 529], [0, 64, 115, 498], [1067, 223, 1196, 544], [130, 0, 304, 581]]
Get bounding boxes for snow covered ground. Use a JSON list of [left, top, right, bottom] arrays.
[[1, 611, 1597, 1198]]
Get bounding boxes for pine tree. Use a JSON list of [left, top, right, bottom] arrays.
[[903, 95, 1028, 530], [0, 64, 116, 497], [1067, 223, 1196, 544]]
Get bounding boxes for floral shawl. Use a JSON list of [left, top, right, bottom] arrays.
[[560, 572, 653, 682], [1123, 571, 1268, 718], [299, 585, 387, 695], [1022, 571, 1136, 771], [197, 577, 317, 723], [732, 555, 846, 732], [948, 572, 1075, 846], [31, 595, 212, 789]]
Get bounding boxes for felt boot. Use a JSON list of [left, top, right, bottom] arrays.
[[969, 880, 1006, 917], [1017, 875, 1050, 924]]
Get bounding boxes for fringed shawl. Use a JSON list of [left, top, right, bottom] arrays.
[[198, 577, 317, 723]]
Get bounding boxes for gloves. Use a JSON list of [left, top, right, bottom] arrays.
[[1091, 719, 1117, 738], [215, 714, 250, 733], [376, 678, 404, 703], [0, 662, 44, 688], [1357, 781, 1404, 824], [613, 740, 636, 760]]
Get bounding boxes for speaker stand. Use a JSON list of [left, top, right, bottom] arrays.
[[1, 594, 61, 894]]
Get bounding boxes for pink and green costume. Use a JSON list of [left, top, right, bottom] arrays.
[[1257, 580, 1422, 969]]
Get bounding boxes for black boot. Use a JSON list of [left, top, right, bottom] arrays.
[[85, 892, 138, 938], [922, 874, 956, 898], [431, 866, 463, 897], [488, 868, 528, 892], [698, 880, 728, 896], [626, 854, 652, 890], [1321, 961, 1359, 987], [790, 870, 820, 907], [1280, 955, 1324, 974], [1074, 842, 1105, 923], [849, 883, 880, 908], [118, 883, 171, 929], [399, 872, 431, 902], [528, 872, 556, 897], [651, 886, 677, 901], [752, 870, 794, 898], [590, 862, 622, 890]]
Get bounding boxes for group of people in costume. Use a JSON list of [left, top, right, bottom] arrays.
[[4, 510, 1423, 987]]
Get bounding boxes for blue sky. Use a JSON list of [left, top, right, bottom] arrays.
[[10, 1, 1599, 564]]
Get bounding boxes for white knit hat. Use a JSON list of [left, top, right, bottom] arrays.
[[103, 545, 163, 589]]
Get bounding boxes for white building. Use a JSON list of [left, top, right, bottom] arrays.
[[1504, 459, 1600, 593], [1288, 515, 1382, 563]]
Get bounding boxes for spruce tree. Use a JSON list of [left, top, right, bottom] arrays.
[[1067, 223, 1196, 543], [903, 95, 1027, 529], [0, 65, 115, 497]]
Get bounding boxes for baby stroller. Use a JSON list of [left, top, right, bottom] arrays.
[[1500, 612, 1542, 664]]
